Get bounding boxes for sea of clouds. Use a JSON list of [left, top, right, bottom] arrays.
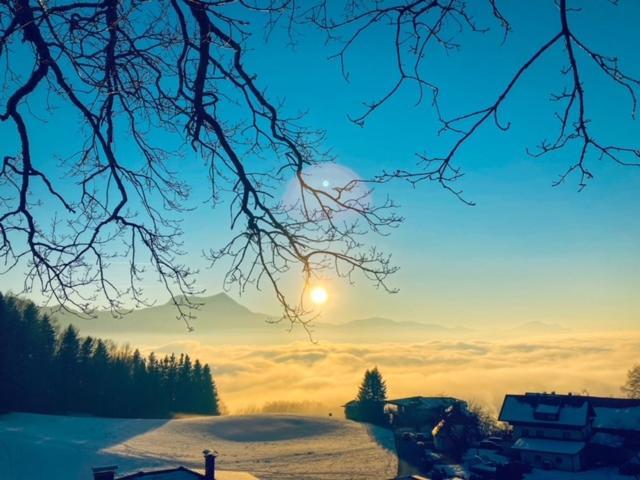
[[135, 331, 640, 415]]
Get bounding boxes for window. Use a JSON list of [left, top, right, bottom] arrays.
[[536, 430, 544, 438], [534, 455, 542, 463], [562, 431, 571, 439], [522, 428, 529, 436], [555, 457, 563, 464]]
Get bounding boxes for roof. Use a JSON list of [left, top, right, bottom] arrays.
[[511, 438, 586, 455], [385, 396, 461, 409], [499, 394, 592, 427], [499, 392, 640, 432], [117, 468, 260, 480], [593, 405, 640, 432], [117, 467, 204, 480], [391, 476, 430, 480], [590, 432, 625, 448]]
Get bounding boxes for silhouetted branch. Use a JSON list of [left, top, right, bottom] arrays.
[[310, 0, 640, 199], [0, 0, 400, 329]]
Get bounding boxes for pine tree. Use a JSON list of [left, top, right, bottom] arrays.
[[32, 314, 57, 411], [176, 354, 193, 412], [91, 339, 110, 415], [357, 367, 387, 402], [130, 349, 147, 416], [56, 325, 81, 412], [200, 364, 220, 415], [0, 293, 222, 418]]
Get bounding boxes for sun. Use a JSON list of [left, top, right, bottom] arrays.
[[310, 286, 329, 305]]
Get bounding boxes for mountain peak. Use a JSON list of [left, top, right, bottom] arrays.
[[166, 292, 239, 307]]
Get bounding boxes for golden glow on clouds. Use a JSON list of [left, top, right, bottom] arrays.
[[143, 331, 640, 414]]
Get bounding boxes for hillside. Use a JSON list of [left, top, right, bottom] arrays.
[[0, 412, 397, 480]]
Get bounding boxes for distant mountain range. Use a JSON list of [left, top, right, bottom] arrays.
[[47, 293, 569, 341], [502, 320, 570, 336], [47, 292, 273, 335]]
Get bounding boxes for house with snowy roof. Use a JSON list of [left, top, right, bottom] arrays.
[[92, 451, 259, 480], [384, 396, 463, 429], [499, 392, 640, 471]]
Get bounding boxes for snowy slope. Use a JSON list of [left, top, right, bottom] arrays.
[[0, 413, 396, 480]]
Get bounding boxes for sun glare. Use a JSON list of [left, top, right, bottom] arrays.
[[310, 286, 329, 305]]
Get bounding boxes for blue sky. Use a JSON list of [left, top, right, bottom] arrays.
[[1, 1, 638, 329]]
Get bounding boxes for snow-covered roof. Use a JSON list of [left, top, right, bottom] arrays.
[[499, 393, 640, 432], [593, 405, 640, 432], [499, 395, 590, 427], [511, 438, 586, 455], [590, 432, 625, 448], [118, 467, 203, 480], [535, 403, 560, 415], [385, 396, 460, 409], [118, 468, 259, 480]]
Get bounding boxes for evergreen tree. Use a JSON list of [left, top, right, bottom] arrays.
[[200, 364, 220, 415], [78, 337, 95, 410], [176, 354, 193, 412], [130, 349, 147, 416], [56, 325, 81, 412], [91, 339, 110, 415], [0, 293, 222, 418], [357, 367, 387, 402]]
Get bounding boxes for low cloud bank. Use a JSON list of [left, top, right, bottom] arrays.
[[137, 332, 640, 415]]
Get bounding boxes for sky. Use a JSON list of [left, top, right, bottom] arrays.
[[1, 1, 639, 331]]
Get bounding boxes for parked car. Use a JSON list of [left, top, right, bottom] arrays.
[[415, 432, 427, 442], [402, 431, 415, 441]]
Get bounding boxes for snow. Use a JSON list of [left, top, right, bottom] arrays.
[[590, 432, 625, 448], [511, 437, 585, 455], [499, 396, 589, 427], [386, 397, 459, 409], [0, 413, 396, 480], [593, 405, 640, 432], [119, 469, 204, 479], [534, 404, 560, 415]]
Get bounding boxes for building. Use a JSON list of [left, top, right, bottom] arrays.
[[343, 399, 387, 424], [499, 392, 640, 471], [431, 402, 476, 454], [92, 451, 259, 480], [384, 396, 462, 429]]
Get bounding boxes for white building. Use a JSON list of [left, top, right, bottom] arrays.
[[499, 392, 640, 472]]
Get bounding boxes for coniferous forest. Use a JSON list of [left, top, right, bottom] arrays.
[[0, 293, 220, 418]]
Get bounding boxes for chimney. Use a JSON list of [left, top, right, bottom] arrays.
[[203, 450, 217, 480], [92, 466, 118, 480]]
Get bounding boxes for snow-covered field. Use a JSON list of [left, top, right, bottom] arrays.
[[0, 412, 396, 480]]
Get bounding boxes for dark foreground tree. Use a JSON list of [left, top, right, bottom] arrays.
[[1, 1, 638, 327], [0, 292, 221, 417], [622, 365, 640, 399], [357, 367, 388, 403]]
